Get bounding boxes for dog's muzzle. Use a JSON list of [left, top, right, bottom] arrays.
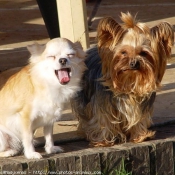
[[55, 58, 71, 85]]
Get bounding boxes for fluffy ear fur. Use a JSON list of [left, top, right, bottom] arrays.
[[151, 22, 174, 58], [97, 17, 125, 49], [27, 42, 46, 64], [27, 42, 46, 56], [97, 12, 150, 50], [151, 22, 174, 82], [74, 41, 86, 58]]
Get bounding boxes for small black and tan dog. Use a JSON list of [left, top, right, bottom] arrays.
[[72, 12, 174, 146]]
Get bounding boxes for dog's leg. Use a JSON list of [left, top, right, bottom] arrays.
[[44, 124, 63, 154], [22, 128, 42, 159], [129, 93, 156, 142], [21, 109, 42, 159], [128, 117, 155, 143]]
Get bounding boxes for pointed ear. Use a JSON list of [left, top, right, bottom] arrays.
[[74, 41, 86, 59], [151, 22, 174, 57], [97, 17, 124, 48], [27, 42, 46, 65], [27, 42, 46, 56]]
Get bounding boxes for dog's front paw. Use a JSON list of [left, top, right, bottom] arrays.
[[45, 146, 64, 154], [25, 152, 42, 159]]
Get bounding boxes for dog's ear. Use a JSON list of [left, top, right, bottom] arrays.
[[97, 17, 124, 48], [151, 22, 174, 83], [27, 42, 46, 56], [150, 22, 174, 57], [28, 43, 46, 65], [74, 41, 86, 59]]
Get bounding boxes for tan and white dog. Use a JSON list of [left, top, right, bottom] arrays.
[[0, 38, 86, 159]]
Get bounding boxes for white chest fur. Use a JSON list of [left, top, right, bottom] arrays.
[[31, 87, 69, 130]]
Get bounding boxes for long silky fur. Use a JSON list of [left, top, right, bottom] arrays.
[[72, 47, 156, 146], [72, 12, 174, 146]]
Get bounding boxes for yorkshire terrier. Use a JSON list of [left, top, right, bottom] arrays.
[[72, 12, 174, 146]]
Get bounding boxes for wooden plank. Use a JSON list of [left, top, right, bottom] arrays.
[[56, 0, 90, 49]]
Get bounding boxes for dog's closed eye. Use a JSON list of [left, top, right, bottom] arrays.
[[67, 54, 75, 58], [47, 55, 56, 59]]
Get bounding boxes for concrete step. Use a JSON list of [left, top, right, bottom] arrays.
[[1, 123, 175, 175]]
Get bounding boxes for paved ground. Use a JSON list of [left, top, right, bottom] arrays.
[[0, 0, 175, 144]]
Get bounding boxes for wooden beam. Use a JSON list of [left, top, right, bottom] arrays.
[[56, 0, 90, 50]]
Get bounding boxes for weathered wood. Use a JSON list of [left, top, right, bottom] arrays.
[[56, 0, 90, 50]]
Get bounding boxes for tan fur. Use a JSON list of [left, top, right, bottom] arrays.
[[0, 67, 22, 89]]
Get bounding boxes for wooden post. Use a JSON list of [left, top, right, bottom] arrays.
[[56, 0, 90, 50]]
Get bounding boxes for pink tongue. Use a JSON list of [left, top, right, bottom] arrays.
[[58, 69, 70, 84]]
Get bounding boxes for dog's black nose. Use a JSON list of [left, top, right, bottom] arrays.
[[130, 60, 140, 69], [59, 58, 67, 66]]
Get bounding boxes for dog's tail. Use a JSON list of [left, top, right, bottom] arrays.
[[120, 12, 150, 34]]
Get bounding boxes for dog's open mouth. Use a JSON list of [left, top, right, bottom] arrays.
[[55, 68, 71, 85]]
